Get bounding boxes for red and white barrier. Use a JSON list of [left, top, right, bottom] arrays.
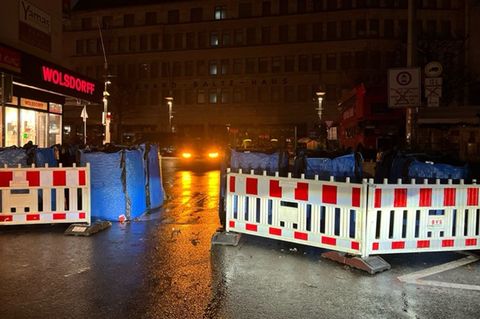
[[225, 170, 480, 258], [226, 169, 367, 255], [0, 164, 91, 225], [364, 178, 480, 256]]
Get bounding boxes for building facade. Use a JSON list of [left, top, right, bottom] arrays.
[[64, 0, 466, 145]]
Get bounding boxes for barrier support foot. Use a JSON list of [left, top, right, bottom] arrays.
[[64, 220, 112, 236], [211, 229, 241, 246], [321, 251, 391, 274]]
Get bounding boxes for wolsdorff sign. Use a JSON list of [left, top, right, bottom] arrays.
[[42, 66, 95, 95]]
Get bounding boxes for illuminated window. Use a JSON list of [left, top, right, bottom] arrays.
[[197, 89, 206, 104], [5, 107, 18, 147], [209, 89, 218, 103], [214, 6, 227, 20], [210, 32, 219, 46], [209, 61, 218, 75]]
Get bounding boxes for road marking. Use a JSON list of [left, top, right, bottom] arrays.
[[398, 254, 480, 291]]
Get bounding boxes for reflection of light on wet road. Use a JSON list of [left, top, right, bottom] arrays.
[[207, 171, 220, 209], [180, 171, 192, 204]]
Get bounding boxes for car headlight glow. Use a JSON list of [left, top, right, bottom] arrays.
[[208, 152, 219, 158], [182, 152, 192, 159]]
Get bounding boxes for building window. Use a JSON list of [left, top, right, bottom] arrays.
[[173, 62, 182, 77], [259, 87, 270, 103], [167, 10, 179, 24], [356, 19, 366, 37], [150, 90, 159, 105], [128, 64, 137, 79], [151, 34, 159, 50], [340, 53, 351, 69], [261, 27, 271, 44], [75, 39, 84, 55], [173, 33, 183, 49], [81, 17, 92, 30], [186, 32, 195, 49], [369, 19, 379, 37], [262, 1, 271, 16], [209, 89, 218, 103], [146, 12, 157, 25], [139, 63, 149, 79], [297, 24, 307, 41], [140, 34, 148, 51], [285, 85, 296, 102], [369, 51, 381, 69], [239, 2, 252, 18], [298, 55, 309, 71], [279, 0, 289, 14], [234, 29, 244, 45], [312, 54, 322, 71], [221, 89, 230, 103], [124, 14, 134, 27], [341, 0, 352, 9], [272, 57, 282, 72], [197, 61, 207, 75], [327, 0, 337, 10], [384, 19, 394, 38], [102, 16, 113, 29], [161, 62, 170, 77], [285, 56, 295, 72], [246, 28, 256, 45], [341, 21, 352, 39], [440, 0, 451, 9], [198, 32, 207, 48], [357, 0, 366, 7], [313, 23, 323, 41], [129, 36, 137, 51], [297, 85, 309, 102], [297, 0, 307, 13], [326, 54, 337, 70], [233, 88, 243, 103], [185, 90, 194, 104], [185, 61, 194, 76], [399, 19, 407, 39], [423, 0, 437, 9], [327, 22, 337, 40], [209, 61, 218, 75], [210, 32, 219, 46], [221, 59, 229, 74], [246, 58, 256, 73], [215, 6, 227, 20], [222, 32, 231, 46], [118, 36, 127, 52], [162, 34, 171, 50], [313, 0, 324, 11], [258, 57, 269, 73], [325, 84, 337, 100], [197, 89, 206, 104], [355, 51, 367, 68], [279, 25, 289, 42], [191, 7, 203, 22], [233, 59, 243, 73], [271, 86, 281, 102], [150, 62, 159, 78], [245, 87, 257, 103]]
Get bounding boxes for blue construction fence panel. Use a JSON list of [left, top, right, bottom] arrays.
[[408, 160, 469, 180], [146, 144, 165, 209], [0, 148, 28, 167], [35, 148, 57, 167], [305, 153, 361, 180], [230, 150, 288, 174], [80, 151, 126, 221], [125, 149, 147, 219]]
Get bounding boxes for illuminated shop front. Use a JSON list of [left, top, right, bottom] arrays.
[[0, 43, 101, 147]]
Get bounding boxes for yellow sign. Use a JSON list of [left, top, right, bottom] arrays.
[[20, 98, 48, 110]]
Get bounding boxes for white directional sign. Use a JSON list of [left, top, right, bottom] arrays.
[[425, 77, 442, 107], [388, 68, 421, 108]]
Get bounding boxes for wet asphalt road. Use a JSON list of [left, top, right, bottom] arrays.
[[1, 158, 480, 319]]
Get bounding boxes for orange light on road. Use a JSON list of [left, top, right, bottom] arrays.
[[182, 152, 192, 159], [208, 152, 219, 159]]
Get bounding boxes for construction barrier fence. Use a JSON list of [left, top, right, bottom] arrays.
[[0, 164, 91, 226], [225, 170, 480, 258]]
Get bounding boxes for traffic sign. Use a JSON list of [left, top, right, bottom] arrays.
[[425, 61, 443, 77], [388, 68, 421, 107]]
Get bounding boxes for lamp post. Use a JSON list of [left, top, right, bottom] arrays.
[[316, 90, 326, 146], [103, 80, 111, 144], [165, 96, 174, 133]]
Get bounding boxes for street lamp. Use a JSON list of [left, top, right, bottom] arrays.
[[103, 80, 111, 144], [316, 91, 326, 121], [165, 96, 174, 133]]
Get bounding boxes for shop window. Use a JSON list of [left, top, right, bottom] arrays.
[[146, 12, 157, 25], [167, 10, 180, 24], [48, 114, 61, 146], [262, 1, 271, 16], [215, 6, 227, 20], [191, 7, 203, 22], [5, 107, 18, 147], [20, 109, 47, 147]]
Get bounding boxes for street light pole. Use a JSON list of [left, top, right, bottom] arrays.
[[103, 79, 111, 144], [406, 0, 417, 147], [165, 96, 174, 133]]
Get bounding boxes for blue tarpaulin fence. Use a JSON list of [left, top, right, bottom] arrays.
[[230, 150, 288, 174], [305, 153, 361, 180]]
